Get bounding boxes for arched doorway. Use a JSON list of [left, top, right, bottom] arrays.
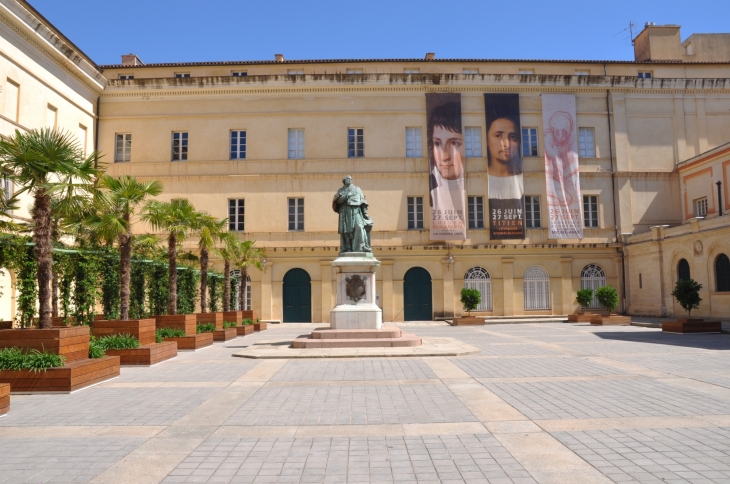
[[464, 267, 492, 311], [283, 269, 311, 322], [404, 267, 432, 321]]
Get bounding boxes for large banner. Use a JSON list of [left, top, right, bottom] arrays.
[[541, 94, 583, 239], [426, 93, 466, 240], [485, 93, 525, 239]]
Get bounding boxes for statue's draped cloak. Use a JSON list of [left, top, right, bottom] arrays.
[[333, 185, 372, 252]]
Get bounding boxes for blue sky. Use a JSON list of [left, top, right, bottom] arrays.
[[31, 0, 729, 65]]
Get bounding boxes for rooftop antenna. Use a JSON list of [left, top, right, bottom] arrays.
[[613, 21, 637, 47]]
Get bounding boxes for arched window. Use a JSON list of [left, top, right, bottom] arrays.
[[581, 264, 606, 308], [229, 271, 252, 310], [464, 267, 492, 311], [678, 259, 690, 282], [716, 254, 730, 292], [524, 266, 550, 310]]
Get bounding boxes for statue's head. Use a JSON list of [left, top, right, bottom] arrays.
[[343, 175, 352, 186]]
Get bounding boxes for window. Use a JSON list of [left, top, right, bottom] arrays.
[[519, 69, 535, 75], [464, 127, 482, 158], [288, 198, 304, 231], [638, 71, 652, 79], [524, 266, 550, 310], [2, 178, 12, 203], [404, 69, 420, 74], [231, 71, 247, 77], [228, 199, 244, 232], [245, 274, 251, 310], [584, 195, 598, 228], [581, 264, 606, 308], [525, 196, 541, 228], [5, 79, 19, 122], [78, 125, 87, 155], [115, 133, 132, 162], [229, 270, 251, 310], [716, 254, 730, 292], [171, 132, 188, 161], [405, 127, 422, 158], [118, 74, 134, 80], [288, 129, 304, 159], [230, 130, 246, 160], [640, 273, 643, 289], [174, 73, 190, 78], [287, 69, 304, 75], [407, 196, 424, 230], [348, 128, 364, 158], [46, 104, 57, 129], [678, 259, 690, 281], [694, 197, 708, 217], [467, 196, 484, 229], [346, 69, 363, 74], [464, 267, 492, 311], [522, 127, 538, 157], [578, 128, 595, 157], [463, 69, 479, 75], [575, 70, 590, 76]]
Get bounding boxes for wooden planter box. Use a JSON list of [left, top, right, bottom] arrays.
[[222, 311, 243, 324], [253, 322, 267, 331], [196, 312, 223, 330], [590, 315, 632, 325], [155, 314, 196, 335], [0, 321, 12, 330], [92, 318, 157, 346], [104, 342, 177, 366], [0, 327, 90, 362], [0, 356, 120, 393], [452, 316, 484, 326], [213, 328, 237, 342], [662, 320, 722, 334], [164, 333, 213, 350], [241, 310, 258, 321], [236, 325, 254, 336], [0, 383, 9, 415]]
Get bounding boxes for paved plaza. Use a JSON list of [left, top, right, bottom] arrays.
[[3, 323, 730, 483]]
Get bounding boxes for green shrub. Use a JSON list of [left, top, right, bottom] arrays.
[[460, 288, 481, 315], [222, 321, 237, 329], [0, 347, 66, 372], [671, 278, 703, 318], [96, 334, 140, 351], [242, 318, 254, 325], [595, 285, 619, 314], [88, 337, 106, 359], [156, 327, 186, 343], [576, 289, 594, 309], [196, 322, 216, 334]]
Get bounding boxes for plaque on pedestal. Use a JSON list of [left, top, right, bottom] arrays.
[[330, 252, 383, 329]]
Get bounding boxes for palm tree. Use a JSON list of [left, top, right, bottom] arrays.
[[197, 216, 227, 313], [214, 232, 239, 312], [86, 175, 163, 320], [0, 128, 101, 328], [232, 240, 265, 312], [141, 198, 201, 315]]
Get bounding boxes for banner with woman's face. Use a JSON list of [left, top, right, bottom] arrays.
[[426, 93, 467, 241], [484, 93, 525, 239]]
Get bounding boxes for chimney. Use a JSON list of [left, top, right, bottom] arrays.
[[121, 53, 144, 66], [633, 24, 682, 62], [275, 54, 285, 62], [425, 52, 435, 60]]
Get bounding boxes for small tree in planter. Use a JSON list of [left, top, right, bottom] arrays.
[[671, 278, 702, 320], [576, 289, 594, 313], [595, 286, 619, 314], [460, 288, 481, 316]]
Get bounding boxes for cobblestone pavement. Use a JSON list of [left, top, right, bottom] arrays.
[[3, 322, 730, 483]]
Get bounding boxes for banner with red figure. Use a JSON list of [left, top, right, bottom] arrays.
[[541, 94, 583, 239]]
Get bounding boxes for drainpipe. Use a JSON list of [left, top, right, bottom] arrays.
[[93, 95, 100, 166], [718, 181, 723, 216]]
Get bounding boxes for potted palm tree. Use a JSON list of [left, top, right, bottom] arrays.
[[233, 240, 266, 331], [216, 233, 243, 328]]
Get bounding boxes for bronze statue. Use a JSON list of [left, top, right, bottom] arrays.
[[332, 175, 373, 253]]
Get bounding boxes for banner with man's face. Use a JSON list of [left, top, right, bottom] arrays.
[[426, 93, 467, 241], [541, 93, 583, 239], [485, 93, 525, 239]]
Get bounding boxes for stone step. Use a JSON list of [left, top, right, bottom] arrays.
[[293, 333, 421, 348], [311, 328, 401, 339]]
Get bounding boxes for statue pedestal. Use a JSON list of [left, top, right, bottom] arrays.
[[330, 252, 383, 329]]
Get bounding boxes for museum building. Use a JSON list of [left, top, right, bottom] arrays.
[[1, 0, 730, 322]]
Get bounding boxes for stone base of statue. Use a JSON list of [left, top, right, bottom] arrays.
[[330, 252, 382, 329]]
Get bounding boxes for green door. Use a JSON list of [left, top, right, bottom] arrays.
[[283, 268, 311, 322], [404, 267, 432, 321]]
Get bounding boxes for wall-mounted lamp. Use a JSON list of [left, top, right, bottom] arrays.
[[261, 258, 267, 273], [446, 245, 454, 270]]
